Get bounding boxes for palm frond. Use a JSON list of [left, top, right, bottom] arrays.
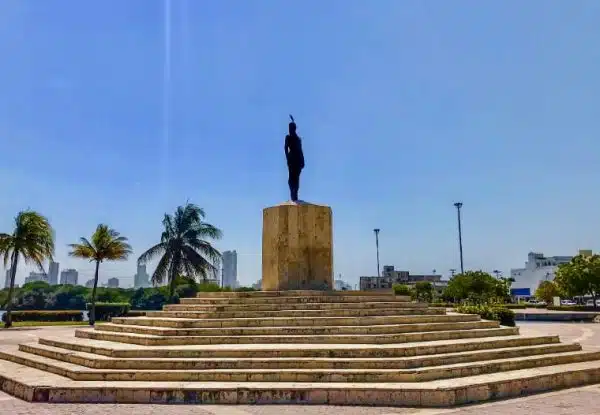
[[138, 242, 167, 265], [151, 250, 172, 286], [69, 224, 131, 262]]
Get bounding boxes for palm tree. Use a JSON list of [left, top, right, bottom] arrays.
[[138, 203, 222, 301], [68, 224, 132, 326], [0, 210, 55, 328]]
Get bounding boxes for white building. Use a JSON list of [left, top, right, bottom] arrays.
[[48, 261, 59, 285], [25, 272, 49, 284], [334, 279, 353, 291], [510, 252, 574, 297], [222, 250, 238, 289], [85, 279, 95, 288], [107, 277, 119, 288], [4, 268, 12, 289], [134, 264, 151, 288], [60, 269, 78, 285]]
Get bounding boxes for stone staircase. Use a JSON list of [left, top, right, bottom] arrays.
[[1, 290, 600, 406]]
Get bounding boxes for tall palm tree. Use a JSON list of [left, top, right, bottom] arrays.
[[68, 224, 132, 326], [138, 203, 222, 301], [0, 210, 55, 328]]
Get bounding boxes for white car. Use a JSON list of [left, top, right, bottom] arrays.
[[586, 299, 600, 307], [561, 300, 577, 306]]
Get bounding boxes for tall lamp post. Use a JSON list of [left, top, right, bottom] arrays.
[[453, 202, 464, 274], [373, 228, 381, 277]]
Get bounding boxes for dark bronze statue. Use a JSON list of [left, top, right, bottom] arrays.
[[284, 115, 305, 201]]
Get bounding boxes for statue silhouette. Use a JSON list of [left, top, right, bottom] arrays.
[[284, 115, 305, 202]]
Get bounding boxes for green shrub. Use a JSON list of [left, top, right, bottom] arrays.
[[455, 304, 515, 327], [494, 308, 516, 326], [429, 302, 453, 308], [88, 303, 130, 321], [1, 310, 83, 323], [235, 287, 257, 292], [196, 283, 223, 292], [393, 284, 412, 296]]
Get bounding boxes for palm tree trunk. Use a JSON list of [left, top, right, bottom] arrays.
[[3, 251, 19, 329], [89, 260, 100, 326], [169, 270, 177, 303]]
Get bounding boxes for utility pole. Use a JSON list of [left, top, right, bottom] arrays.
[[449, 268, 456, 277], [493, 270, 502, 279], [453, 202, 464, 274], [373, 228, 381, 277]]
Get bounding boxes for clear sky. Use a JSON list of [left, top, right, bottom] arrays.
[[1, 0, 599, 288]]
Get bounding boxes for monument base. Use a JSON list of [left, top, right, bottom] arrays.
[[262, 201, 333, 291]]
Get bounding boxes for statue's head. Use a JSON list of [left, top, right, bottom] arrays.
[[288, 122, 296, 135]]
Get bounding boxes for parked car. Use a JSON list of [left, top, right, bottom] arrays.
[[585, 299, 600, 307], [561, 300, 577, 306], [526, 299, 547, 306]]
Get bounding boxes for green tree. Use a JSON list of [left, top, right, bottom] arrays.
[[68, 224, 132, 325], [442, 270, 506, 304], [138, 203, 222, 302], [555, 254, 600, 309], [414, 281, 434, 302], [0, 210, 55, 328], [535, 280, 561, 304]]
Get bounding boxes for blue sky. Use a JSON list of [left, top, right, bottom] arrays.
[[1, 0, 599, 288]]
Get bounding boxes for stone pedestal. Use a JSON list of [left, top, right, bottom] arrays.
[[262, 201, 333, 291]]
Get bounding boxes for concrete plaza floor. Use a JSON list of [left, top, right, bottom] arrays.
[[1, 322, 599, 414]]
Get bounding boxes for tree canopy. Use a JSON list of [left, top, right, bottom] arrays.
[[442, 270, 509, 304], [554, 254, 600, 307], [534, 280, 561, 304]]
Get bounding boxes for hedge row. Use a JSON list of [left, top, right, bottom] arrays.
[[87, 303, 130, 321], [455, 304, 516, 327], [1, 310, 83, 322]]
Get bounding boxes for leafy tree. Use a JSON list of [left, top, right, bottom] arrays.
[[21, 280, 53, 293], [414, 281, 434, 302], [68, 224, 132, 325], [442, 270, 506, 304], [138, 203, 222, 301], [0, 210, 55, 328], [555, 254, 600, 309], [535, 280, 561, 304]]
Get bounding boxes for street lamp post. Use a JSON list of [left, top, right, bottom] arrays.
[[373, 228, 381, 277], [453, 202, 464, 274]]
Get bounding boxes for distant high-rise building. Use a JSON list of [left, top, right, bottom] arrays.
[[48, 261, 59, 285], [134, 264, 151, 288], [4, 268, 12, 289], [85, 279, 95, 288], [60, 269, 78, 285], [222, 250, 238, 289], [107, 277, 119, 288], [25, 272, 49, 284]]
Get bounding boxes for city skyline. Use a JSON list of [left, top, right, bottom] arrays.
[[1, 1, 599, 289]]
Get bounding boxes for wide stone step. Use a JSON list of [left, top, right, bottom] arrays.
[[111, 313, 478, 329], [20, 342, 581, 371], [3, 357, 600, 406], [147, 307, 446, 319], [38, 334, 560, 358], [75, 327, 520, 346], [195, 290, 394, 298], [163, 301, 427, 312], [2, 347, 599, 383], [183, 295, 409, 305], [96, 320, 498, 337]]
